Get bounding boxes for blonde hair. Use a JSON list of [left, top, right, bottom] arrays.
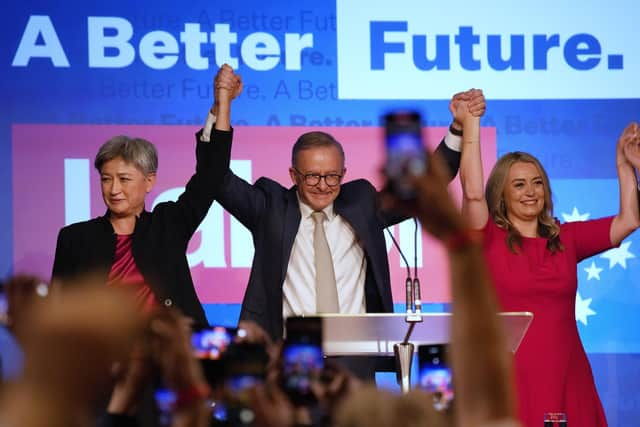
[[485, 152, 563, 254]]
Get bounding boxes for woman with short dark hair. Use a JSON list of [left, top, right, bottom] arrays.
[[51, 65, 242, 323]]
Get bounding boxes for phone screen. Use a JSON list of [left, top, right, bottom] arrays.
[[0, 290, 8, 325], [154, 326, 251, 426], [282, 316, 324, 406], [222, 342, 268, 408], [153, 386, 177, 427], [417, 344, 453, 411], [384, 110, 427, 199], [191, 325, 237, 360]]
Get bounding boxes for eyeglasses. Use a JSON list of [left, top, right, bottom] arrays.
[[293, 168, 343, 187]]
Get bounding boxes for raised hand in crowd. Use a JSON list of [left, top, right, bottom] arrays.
[[251, 364, 298, 427], [147, 308, 211, 427], [0, 285, 142, 427], [383, 146, 518, 427]]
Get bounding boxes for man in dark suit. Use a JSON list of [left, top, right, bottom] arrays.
[[203, 68, 485, 348]]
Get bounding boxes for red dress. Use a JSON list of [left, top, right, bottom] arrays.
[[483, 217, 612, 427]]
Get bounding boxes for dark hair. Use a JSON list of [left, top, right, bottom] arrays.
[[94, 135, 158, 175], [485, 151, 563, 254], [291, 131, 345, 169]]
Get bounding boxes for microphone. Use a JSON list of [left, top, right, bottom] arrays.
[[385, 225, 420, 315], [412, 218, 422, 314]]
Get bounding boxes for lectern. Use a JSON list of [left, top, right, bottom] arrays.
[[318, 312, 533, 393]]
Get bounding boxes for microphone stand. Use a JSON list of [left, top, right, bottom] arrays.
[[387, 222, 423, 394]]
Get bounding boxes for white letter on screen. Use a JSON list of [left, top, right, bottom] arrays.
[[284, 33, 314, 70], [181, 23, 209, 70], [64, 159, 90, 225], [12, 15, 70, 67], [240, 32, 280, 71], [210, 24, 238, 69], [139, 30, 179, 69], [88, 16, 135, 68]]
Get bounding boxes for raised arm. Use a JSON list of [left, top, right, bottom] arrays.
[[458, 89, 489, 230], [610, 122, 640, 246], [432, 91, 474, 182], [170, 66, 242, 238], [406, 155, 517, 427], [379, 91, 486, 227], [198, 66, 271, 232]]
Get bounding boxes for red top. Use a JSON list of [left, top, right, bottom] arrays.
[[483, 217, 613, 427], [107, 234, 158, 314]]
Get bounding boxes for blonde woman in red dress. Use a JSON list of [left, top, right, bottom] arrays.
[[455, 89, 640, 427]]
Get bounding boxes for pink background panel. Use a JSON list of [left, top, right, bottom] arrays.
[[12, 124, 496, 304]]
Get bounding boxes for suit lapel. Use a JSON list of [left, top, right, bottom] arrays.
[[335, 194, 371, 250], [281, 188, 302, 284], [335, 188, 388, 306], [335, 191, 384, 282]]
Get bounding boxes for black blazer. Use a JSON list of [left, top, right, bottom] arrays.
[[213, 134, 460, 340], [51, 129, 233, 325]]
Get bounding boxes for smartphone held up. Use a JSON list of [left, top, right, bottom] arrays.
[[282, 316, 324, 406], [384, 110, 428, 200], [191, 325, 237, 360], [417, 343, 454, 411]]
